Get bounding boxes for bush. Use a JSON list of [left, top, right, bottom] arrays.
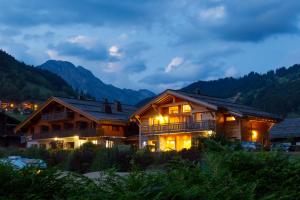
[[66, 142, 98, 173]]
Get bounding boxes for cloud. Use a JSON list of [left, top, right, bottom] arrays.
[[0, 0, 165, 28], [165, 57, 184, 73], [48, 40, 109, 61], [142, 46, 242, 87], [199, 5, 226, 21], [109, 45, 123, 58]]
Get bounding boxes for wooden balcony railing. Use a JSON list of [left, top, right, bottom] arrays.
[[32, 128, 103, 140], [41, 111, 73, 121], [141, 120, 216, 135]]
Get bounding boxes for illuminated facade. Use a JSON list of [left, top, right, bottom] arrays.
[[15, 97, 138, 149], [132, 90, 281, 151]]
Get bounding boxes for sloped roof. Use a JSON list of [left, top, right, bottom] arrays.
[[15, 97, 137, 132], [132, 89, 281, 121], [55, 97, 136, 121], [270, 118, 300, 139], [174, 90, 281, 120]]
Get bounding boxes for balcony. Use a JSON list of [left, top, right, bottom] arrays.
[[141, 120, 216, 135], [32, 128, 103, 140], [41, 111, 73, 121]]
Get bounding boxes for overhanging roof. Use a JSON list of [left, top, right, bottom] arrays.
[[131, 89, 281, 121], [15, 97, 136, 132], [270, 118, 300, 139]]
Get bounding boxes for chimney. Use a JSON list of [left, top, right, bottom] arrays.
[[103, 98, 112, 114], [114, 100, 122, 112]]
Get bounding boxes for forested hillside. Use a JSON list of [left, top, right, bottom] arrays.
[[182, 65, 300, 117], [0, 50, 76, 101]]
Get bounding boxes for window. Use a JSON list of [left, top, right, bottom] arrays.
[[183, 139, 191, 149], [169, 117, 180, 123], [105, 140, 114, 148], [169, 106, 179, 114], [149, 117, 160, 125], [195, 113, 202, 122], [166, 140, 176, 150], [226, 116, 236, 121], [66, 142, 75, 149], [182, 104, 191, 113], [91, 140, 98, 145]]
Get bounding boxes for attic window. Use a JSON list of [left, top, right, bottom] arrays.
[[169, 106, 179, 114], [182, 104, 191, 113]]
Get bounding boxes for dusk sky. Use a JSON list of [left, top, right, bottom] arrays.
[[1, 0, 300, 93]]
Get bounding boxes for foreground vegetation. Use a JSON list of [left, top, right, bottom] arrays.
[[1, 140, 300, 199]]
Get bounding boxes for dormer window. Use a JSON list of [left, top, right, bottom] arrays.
[[182, 104, 191, 113], [169, 106, 179, 114]]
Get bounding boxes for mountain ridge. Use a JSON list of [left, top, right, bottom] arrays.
[[0, 50, 76, 101], [39, 60, 155, 105], [181, 64, 300, 117]]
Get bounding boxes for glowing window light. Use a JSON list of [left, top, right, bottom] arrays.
[[226, 116, 236, 121], [10, 103, 14, 108], [165, 140, 176, 151], [183, 139, 191, 149], [252, 130, 258, 141], [92, 140, 98, 145], [182, 104, 191, 113], [169, 106, 179, 114], [155, 115, 168, 124], [207, 130, 213, 137]]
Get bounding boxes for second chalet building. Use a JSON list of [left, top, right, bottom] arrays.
[[15, 97, 138, 149], [131, 90, 281, 151]]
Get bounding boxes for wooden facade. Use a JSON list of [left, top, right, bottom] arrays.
[[131, 90, 280, 151], [15, 97, 138, 149]]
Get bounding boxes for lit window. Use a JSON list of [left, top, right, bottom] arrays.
[[183, 139, 191, 149], [169, 117, 180, 123], [182, 104, 191, 113], [252, 130, 258, 142], [105, 140, 114, 148], [155, 115, 168, 124], [149, 117, 160, 125], [92, 140, 98, 145], [166, 140, 176, 150], [169, 106, 179, 114], [226, 116, 236, 121], [195, 113, 202, 121]]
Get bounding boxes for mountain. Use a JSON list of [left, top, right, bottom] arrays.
[[0, 50, 76, 101], [39, 60, 155, 105], [181, 64, 300, 117]]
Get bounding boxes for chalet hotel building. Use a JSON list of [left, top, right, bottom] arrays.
[[16, 90, 281, 151], [131, 90, 281, 151], [15, 97, 138, 149]]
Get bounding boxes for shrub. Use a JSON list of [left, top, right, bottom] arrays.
[[66, 142, 98, 173]]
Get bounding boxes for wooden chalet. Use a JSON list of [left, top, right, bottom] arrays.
[[15, 97, 138, 149], [0, 111, 22, 147], [131, 90, 281, 151]]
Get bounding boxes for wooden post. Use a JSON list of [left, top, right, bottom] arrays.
[[139, 124, 142, 149]]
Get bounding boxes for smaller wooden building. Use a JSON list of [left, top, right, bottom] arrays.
[[15, 97, 138, 149], [270, 118, 300, 145], [0, 111, 22, 147]]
